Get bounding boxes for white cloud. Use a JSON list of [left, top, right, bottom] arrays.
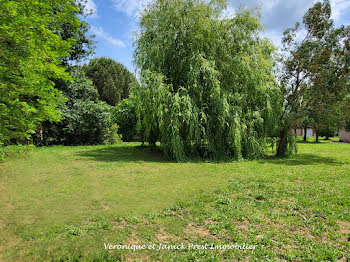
[[221, 6, 236, 19], [331, 0, 350, 21], [91, 25, 126, 47], [257, 0, 279, 10], [111, 0, 150, 16], [263, 30, 282, 46], [228, 0, 318, 32]]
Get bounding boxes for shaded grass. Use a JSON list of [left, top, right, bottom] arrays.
[[0, 139, 349, 261], [76, 144, 170, 163]]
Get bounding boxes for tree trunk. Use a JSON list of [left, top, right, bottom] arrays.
[[35, 126, 43, 147], [304, 126, 307, 141], [316, 130, 319, 143], [276, 128, 288, 157]]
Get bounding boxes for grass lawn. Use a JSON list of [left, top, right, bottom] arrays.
[[0, 138, 349, 261]]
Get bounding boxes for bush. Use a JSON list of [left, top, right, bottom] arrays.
[[43, 67, 114, 145], [103, 124, 122, 145], [319, 126, 338, 139], [114, 99, 138, 142]]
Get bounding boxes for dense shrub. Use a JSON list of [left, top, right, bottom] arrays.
[[43, 67, 114, 145], [114, 99, 138, 142], [103, 124, 123, 145], [319, 126, 338, 139]]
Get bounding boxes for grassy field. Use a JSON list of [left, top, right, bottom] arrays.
[[0, 138, 349, 261]]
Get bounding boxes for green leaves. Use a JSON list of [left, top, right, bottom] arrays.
[[43, 67, 113, 145], [133, 0, 282, 161], [279, 0, 350, 150], [114, 99, 138, 142], [0, 0, 86, 144], [83, 57, 137, 106]]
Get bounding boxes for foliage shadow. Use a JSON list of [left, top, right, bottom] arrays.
[[259, 153, 346, 166], [76, 145, 172, 163]]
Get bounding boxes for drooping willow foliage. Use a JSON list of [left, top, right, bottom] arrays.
[[132, 0, 283, 161]]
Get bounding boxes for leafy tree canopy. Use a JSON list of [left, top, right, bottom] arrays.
[[52, 0, 95, 65], [0, 0, 88, 144], [83, 57, 137, 106], [278, 0, 350, 153], [133, 0, 283, 161]]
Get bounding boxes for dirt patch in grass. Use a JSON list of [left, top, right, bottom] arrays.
[[0, 230, 21, 261], [204, 218, 215, 225], [337, 220, 350, 234], [154, 228, 175, 243], [337, 220, 350, 242], [101, 203, 110, 210], [111, 219, 128, 230], [124, 253, 151, 262], [185, 222, 216, 239], [0, 218, 6, 229], [233, 220, 250, 231], [126, 231, 142, 245], [172, 210, 185, 220]]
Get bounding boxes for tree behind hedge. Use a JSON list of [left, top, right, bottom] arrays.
[[133, 0, 283, 161], [83, 57, 137, 106]]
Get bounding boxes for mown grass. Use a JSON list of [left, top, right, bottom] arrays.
[[0, 138, 349, 261]]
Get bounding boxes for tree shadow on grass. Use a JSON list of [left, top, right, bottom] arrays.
[[297, 141, 323, 144], [259, 154, 346, 166], [76, 144, 347, 166], [76, 145, 173, 163]]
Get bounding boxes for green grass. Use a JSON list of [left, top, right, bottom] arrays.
[[0, 138, 349, 261]]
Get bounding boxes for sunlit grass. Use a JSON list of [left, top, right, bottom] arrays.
[[0, 138, 349, 261]]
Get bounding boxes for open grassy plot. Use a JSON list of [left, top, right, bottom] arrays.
[[0, 140, 349, 261]]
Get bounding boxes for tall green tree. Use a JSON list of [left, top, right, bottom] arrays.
[[83, 57, 137, 106], [133, 0, 283, 161], [0, 0, 85, 144], [277, 0, 350, 154], [56, 0, 95, 64]]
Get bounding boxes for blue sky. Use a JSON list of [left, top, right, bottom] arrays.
[[82, 0, 350, 72]]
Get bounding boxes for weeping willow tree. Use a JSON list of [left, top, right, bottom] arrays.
[[132, 0, 283, 161]]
